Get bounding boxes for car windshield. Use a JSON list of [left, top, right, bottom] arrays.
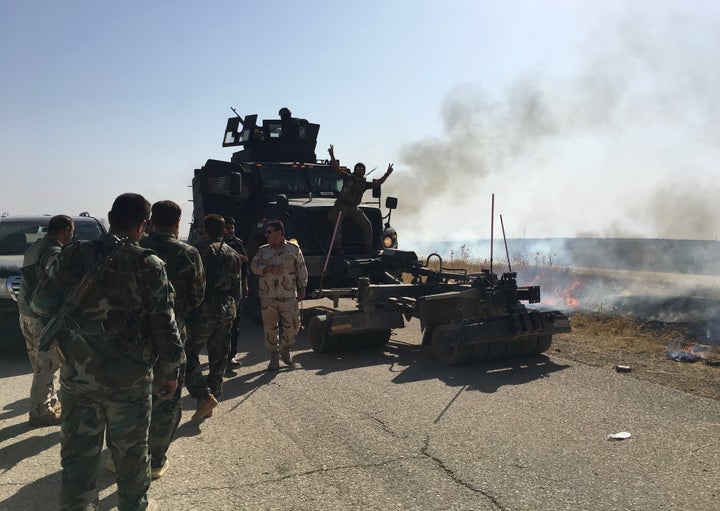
[[0, 220, 104, 255]]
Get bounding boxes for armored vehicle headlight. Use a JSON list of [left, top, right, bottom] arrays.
[[383, 236, 394, 248]]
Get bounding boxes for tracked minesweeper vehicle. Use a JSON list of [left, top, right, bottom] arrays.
[[305, 251, 571, 365], [190, 108, 570, 365]]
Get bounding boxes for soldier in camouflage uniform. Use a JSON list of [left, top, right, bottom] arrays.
[[185, 214, 241, 422], [223, 216, 248, 373], [327, 144, 393, 253], [250, 220, 308, 370], [140, 201, 205, 477], [31, 193, 182, 511], [18, 214, 74, 427]]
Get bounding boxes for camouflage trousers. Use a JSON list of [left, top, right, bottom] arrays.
[[328, 204, 373, 253], [59, 381, 152, 511], [19, 314, 61, 418], [186, 311, 233, 400], [147, 319, 187, 469], [260, 297, 301, 353]]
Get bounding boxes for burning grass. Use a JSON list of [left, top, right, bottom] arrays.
[[414, 253, 720, 400]]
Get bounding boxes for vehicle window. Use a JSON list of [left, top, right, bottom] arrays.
[[310, 169, 343, 196], [0, 220, 105, 255], [0, 222, 47, 255], [74, 222, 105, 242], [259, 168, 310, 195]]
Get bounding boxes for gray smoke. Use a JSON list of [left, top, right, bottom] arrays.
[[386, 6, 720, 242]]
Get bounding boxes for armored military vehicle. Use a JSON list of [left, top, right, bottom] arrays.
[[189, 109, 399, 315]]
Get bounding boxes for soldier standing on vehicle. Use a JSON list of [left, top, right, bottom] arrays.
[[30, 193, 182, 511], [327, 144, 393, 253], [138, 201, 205, 477], [185, 214, 241, 422], [17, 214, 74, 428], [223, 216, 249, 375], [250, 220, 308, 370]]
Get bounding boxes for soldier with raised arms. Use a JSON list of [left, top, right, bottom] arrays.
[[327, 144, 393, 253]]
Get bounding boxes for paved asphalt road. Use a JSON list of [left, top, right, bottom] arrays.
[[0, 300, 718, 511]]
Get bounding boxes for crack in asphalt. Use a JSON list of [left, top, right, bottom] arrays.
[[240, 455, 418, 487], [420, 434, 505, 510], [361, 411, 404, 439], [213, 434, 505, 510]]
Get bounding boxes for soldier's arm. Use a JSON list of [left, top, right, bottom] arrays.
[[184, 248, 206, 311], [230, 252, 242, 303], [296, 248, 309, 300], [328, 144, 349, 177], [371, 163, 394, 187], [250, 249, 264, 276], [30, 245, 77, 316], [140, 254, 183, 382]]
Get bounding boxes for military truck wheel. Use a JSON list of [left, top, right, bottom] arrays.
[[307, 315, 332, 352], [431, 324, 468, 365]]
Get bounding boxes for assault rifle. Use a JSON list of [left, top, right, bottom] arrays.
[[38, 237, 130, 352]]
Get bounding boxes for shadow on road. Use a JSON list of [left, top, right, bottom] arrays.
[[293, 331, 570, 394], [0, 428, 59, 470], [0, 458, 120, 511]]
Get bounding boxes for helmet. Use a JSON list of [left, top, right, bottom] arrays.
[[279, 107, 292, 119]]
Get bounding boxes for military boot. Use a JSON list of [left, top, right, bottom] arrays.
[[279, 344, 295, 366], [28, 410, 61, 428], [267, 351, 280, 371], [191, 395, 218, 423]]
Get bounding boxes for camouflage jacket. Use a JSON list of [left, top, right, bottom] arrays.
[[336, 172, 372, 208], [140, 232, 205, 321], [17, 235, 62, 317], [225, 235, 249, 280], [194, 238, 242, 306], [31, 233, 183, 388], [251, 240, 308, 299]]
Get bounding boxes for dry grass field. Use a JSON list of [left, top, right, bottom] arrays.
[[555, 313, 720, 401]]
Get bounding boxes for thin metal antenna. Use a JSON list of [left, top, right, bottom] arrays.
[[500, 214, 512, 273], [490, 193, 494, 275]]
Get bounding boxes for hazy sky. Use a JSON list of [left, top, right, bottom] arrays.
[[2, 0, 719, 241]]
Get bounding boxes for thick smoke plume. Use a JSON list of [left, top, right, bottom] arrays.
[[385, 7, 720, 242]]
